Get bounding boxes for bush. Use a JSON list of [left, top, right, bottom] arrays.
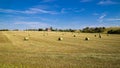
[[107, 29, 120, 34], [0, 29, 9, 31], [82, 27, 106, 33]]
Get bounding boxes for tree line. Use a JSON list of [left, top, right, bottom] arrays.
[[107, 29, 120, 34], [0, 27, 120, 34], [81, 27, 106, 33]]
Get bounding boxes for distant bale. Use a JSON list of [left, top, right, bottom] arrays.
[[73, 35, 76, 37], [98, 33, 102, 38], [58, 37, 63, 41], [85, 37, 89, 41], [94, 35, 96, 37], [99, 35, 102, 38], [24, 37, 29, 41]]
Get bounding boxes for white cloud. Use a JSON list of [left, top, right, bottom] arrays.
[[99, 14, 106, 19], [98, 0, 118, 5], [60, 8, 85, 13], [0, 8, 22, 13], [98, 13, 106, 23], [25, 8, 57, 14], [80, 0, 92, 2], [0, 8, 57, 14], [106, 18, 120, 21], [14, 21, 51, 28]]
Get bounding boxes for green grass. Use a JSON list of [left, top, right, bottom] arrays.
[[0, 31, 120, 68]]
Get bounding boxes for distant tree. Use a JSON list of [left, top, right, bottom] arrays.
[[53, 28, 58, 31], [45, 28, 48, 31], [13, 29, 19, 31], [25, 29, 38, 31], [0, 29, 9, 31], [107, 29, 120, 34], [82, 27, 106, 33], [68, 29, 75, 32], [38, 28, 44, 31], [50, 27, 53, 31]]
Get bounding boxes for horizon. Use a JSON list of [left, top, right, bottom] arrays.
[[0, 0, 120, 29]]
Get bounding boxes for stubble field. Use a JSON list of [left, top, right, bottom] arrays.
[[0, 31, 120, 68]]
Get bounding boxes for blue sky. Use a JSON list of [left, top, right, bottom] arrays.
[[0, 0, 120, 29]]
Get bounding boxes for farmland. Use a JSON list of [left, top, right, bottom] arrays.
[[0, 31, 120, 68]]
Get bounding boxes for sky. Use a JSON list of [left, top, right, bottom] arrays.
[[0, 0, 120, 30]]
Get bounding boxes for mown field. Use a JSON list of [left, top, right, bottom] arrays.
[[0, 31, 120, 68]]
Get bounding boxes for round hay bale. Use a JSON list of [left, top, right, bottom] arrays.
[[99, 35, 101, 38], [85, 37, 89, 41], [94, 35, 96, 37], [24, 37, 29, 41], [58, 37, 63, 41], [73, 35, 76, 37]]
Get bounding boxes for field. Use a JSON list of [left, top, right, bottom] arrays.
[[0, 31, 120, 68]]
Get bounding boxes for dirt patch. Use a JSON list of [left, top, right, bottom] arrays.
[[0, 32, 11, 43]]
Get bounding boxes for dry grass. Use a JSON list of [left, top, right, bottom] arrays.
[[0, 31, 120, 68]]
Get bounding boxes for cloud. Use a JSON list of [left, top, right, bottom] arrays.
[[24, 8, 57, 14], [0, 8, 22, 13], [106, 18, 120, 21], [80, 0, 92, 2], [98, 0, 118, 5], [14, 21, 51, 28], [99, 14, 106, 19], [60, 8, 85, 13], [98, 13, 106, 23], [0, 8, 57, 14]]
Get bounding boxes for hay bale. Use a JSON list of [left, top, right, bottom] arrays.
[[99, 33, 102, 38], [85, 37, 89, 41], [24, 37, 29, 41], [99, 35, 101, 38], [58, 37, 63, 41], [73, 35, 76, 37], [94, 35, 96, 37]]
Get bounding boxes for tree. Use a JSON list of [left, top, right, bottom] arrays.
[[107, 29, 120, 34], [82, 27, 106, 33], [38, 28, 44, 31]]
